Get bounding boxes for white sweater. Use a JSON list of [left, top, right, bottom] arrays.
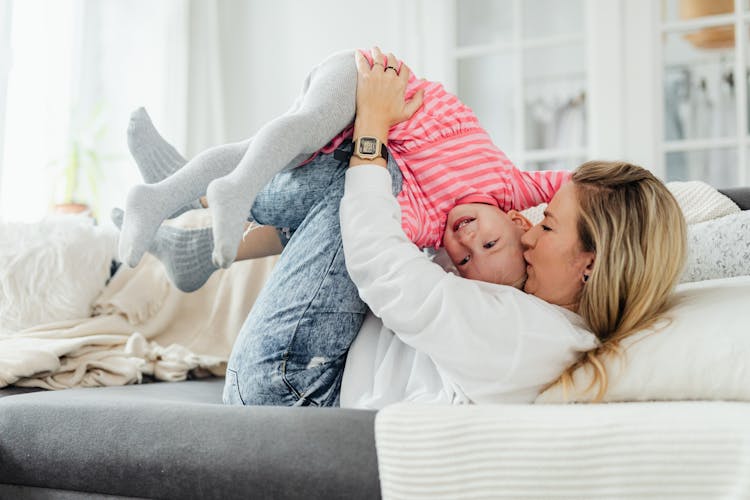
[[338, 166, 599, 409]]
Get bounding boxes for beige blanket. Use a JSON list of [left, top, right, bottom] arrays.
[[0, 252, 277, 389]]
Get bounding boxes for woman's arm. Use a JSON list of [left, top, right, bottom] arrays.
[[341, 49, 523, 385], [341, 164, 538, 389], [340, 163, 599, 401], [340, 48, 598, 401]]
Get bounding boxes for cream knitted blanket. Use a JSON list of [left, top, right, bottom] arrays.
[[0, 252, 277, 389]]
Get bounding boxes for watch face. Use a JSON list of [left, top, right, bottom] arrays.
[[359, 137, 378, 155]]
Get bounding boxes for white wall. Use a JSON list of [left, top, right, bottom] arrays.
[[206, 0, 420, 150]]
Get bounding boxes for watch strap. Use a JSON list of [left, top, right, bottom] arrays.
[[333, 140, 354, 162], [378, 142, 389, 162]]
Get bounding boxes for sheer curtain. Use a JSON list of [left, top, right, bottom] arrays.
[[0, 0, 218, 223], [186, 0, 225, 156], [0, 1, 12, 206], [0, 0, 76, 222]]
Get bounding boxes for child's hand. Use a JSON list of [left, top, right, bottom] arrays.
[[354, 47, 424, 129]]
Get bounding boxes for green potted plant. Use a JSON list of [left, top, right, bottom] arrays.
[[49, 104, 115, 220]]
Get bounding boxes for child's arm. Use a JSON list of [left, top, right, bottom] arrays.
[[510, 169, 572, 210]]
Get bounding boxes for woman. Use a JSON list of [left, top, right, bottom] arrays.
[[220, 48, 688, 407]]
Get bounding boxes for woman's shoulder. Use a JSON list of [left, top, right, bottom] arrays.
[[522, 291, 600, 348], [454, 277, 560, 315]]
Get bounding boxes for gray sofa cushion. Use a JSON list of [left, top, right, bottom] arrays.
[[0, 379, 380, 500], [0, 386, 43, 399]]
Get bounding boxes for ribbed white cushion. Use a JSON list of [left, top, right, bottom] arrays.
[[376, 401, 750, 499], [667, 180, 740, 224]]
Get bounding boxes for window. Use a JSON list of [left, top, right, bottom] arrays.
[[0, 0, 189, 223], [0, 0, 77, 222], [450, 0, 587, 171], [414, 0, 748, 186], [659, 0, 750, 187]]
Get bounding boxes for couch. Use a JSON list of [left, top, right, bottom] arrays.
[[0, 380, 380, 499], [1, 187, 748, 500]]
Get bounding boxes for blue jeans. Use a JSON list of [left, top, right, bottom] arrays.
[[223, 148, 403, 407]]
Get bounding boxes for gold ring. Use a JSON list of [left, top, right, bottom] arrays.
[[373, 62, 384, 67], [385, 66, 398, 73]]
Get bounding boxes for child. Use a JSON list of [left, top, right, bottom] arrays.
[[116, 48, 569, 284], [113, 124, 534, 291]]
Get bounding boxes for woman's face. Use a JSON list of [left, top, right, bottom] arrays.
[[521, 182, 595, 310]]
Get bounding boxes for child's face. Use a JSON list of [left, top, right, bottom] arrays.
[[443, 203, 528, 288]]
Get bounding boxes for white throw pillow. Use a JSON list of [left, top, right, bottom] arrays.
[[535, 275, 750, 403], [667, 180, 740, 224], [0, 214, 118, 335]]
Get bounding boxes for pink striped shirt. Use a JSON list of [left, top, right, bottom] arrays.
[[314, 52, 571, 249]]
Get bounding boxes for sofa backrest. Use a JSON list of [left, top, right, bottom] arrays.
[[719, 187, 750, 210]]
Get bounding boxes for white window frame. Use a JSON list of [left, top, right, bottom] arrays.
[[596, 0, 750, 186], [654, 0, 749, 186]]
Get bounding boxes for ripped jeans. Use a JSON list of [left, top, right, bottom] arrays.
[[223, 147, 403, 407]]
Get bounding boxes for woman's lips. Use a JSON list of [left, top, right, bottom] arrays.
[[453, 216, 475, 232]]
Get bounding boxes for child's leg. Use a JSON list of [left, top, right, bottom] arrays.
[[127, 107, 202, 217], [127, 105, 339, 227], [112, 150, 348, 293], [680, 211, 750, 283], [118, 49, 356, 269], [118, 137, 255, 267], [250, 144, 354, 230], [205, 49, 357, 268]]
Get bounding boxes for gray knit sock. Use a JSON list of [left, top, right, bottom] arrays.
[[118, 50, 356, 268], [127, 107, 203, 218], [128, 107, 186, 183], [119, 140, 246, 267], [112, 208, 218, 292], [206, 49, 358, 268]]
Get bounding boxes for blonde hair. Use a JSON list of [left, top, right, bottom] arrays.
[[552, 161, 687, 402]]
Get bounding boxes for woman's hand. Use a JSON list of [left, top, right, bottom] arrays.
[[353, 47, 424, 130]]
